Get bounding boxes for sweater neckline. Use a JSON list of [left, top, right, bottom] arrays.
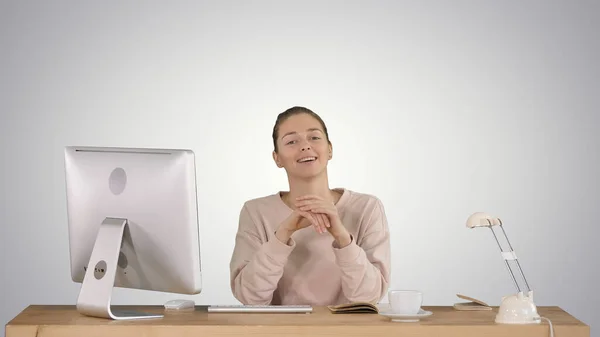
[[276, 188, 349, 212]]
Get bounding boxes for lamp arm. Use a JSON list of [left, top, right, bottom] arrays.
[[488, 220, 532, 294], [498, 219, 532, 293]]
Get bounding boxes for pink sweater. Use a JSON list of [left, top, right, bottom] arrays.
[[229, 188, 391, 306]]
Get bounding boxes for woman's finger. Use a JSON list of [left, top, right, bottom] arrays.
[[301, 211, 321, 233], [298, 210, 315, 226], [315, 213, 326, 232], [316, 213, 327, 233], [307, 207, 335, 217], [320, 213, 331, 228], [297, 201, 331, 212], [298, 205, 318, 212]]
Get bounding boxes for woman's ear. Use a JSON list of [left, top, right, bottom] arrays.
[[328, 143, 333, 159], [273, 151, 283, 168]]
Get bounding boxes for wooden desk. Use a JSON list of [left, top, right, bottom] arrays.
[[5, 305, 589, 337]]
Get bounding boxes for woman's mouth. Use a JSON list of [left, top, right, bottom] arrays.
[[297, 156, 317, 163]]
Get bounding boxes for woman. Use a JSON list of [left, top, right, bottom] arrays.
[[229, 106, 391, 306]]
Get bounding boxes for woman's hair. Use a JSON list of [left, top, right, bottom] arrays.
[[272, 106, 331, 152]]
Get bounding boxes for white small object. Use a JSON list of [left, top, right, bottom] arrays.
[[501, 251, 518, 260], [378, 308, 433, 322], [164, 299, 195, 310]]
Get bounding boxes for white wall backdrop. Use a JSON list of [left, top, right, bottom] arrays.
[[1, 1, 598, 336]]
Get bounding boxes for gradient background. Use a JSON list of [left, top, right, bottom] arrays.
[[1, 1, 598, 336]]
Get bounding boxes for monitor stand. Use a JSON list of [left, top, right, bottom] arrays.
[[76, 217, 163, 320]]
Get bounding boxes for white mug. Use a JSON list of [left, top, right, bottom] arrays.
[[388, 290, 422, 314]]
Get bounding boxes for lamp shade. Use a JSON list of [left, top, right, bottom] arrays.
[[466, 212, 501, 228]]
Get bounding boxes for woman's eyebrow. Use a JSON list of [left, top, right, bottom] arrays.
[[281, 128, 323, 139]]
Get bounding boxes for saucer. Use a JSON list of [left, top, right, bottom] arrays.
[[378, 308, 432, 322]]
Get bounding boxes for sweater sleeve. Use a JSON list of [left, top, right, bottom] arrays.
[[229, 204, 295, 305], [332, 199, 391, 304]]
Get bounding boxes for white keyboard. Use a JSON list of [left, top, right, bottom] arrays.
[[208, 304, 313, 313]]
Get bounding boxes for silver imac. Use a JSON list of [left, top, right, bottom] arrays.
[[64, 146, 202, 320]]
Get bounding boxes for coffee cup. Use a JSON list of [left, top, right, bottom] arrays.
[[388, 290, 422, 314]]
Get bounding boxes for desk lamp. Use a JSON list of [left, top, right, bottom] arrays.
[[466, 212, 541, 324]]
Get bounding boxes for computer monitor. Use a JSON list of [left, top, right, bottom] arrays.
[[64, 146, 202, 320]]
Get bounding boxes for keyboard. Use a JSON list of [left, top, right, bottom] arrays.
[[208, 304, 313, 313]]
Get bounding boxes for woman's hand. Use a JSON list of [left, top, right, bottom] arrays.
[[275, 209, 326, 244], [294, 194, 352, 247]]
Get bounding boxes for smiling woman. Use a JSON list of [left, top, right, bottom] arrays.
[[229, 106, 391, 306]]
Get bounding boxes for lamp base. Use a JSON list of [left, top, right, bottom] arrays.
[[495, 291, 541, 324]]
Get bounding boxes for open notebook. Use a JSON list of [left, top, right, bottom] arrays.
[[327, 302, 379, 314]]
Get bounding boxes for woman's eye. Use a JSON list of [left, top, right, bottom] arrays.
[[286, 140, 296, 145], [311, 136, 321, 140]]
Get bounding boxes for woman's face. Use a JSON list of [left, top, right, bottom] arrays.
[[273, 113, 332, 179]]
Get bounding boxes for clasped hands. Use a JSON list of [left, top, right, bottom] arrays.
[[276, 194, 352, 248]]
